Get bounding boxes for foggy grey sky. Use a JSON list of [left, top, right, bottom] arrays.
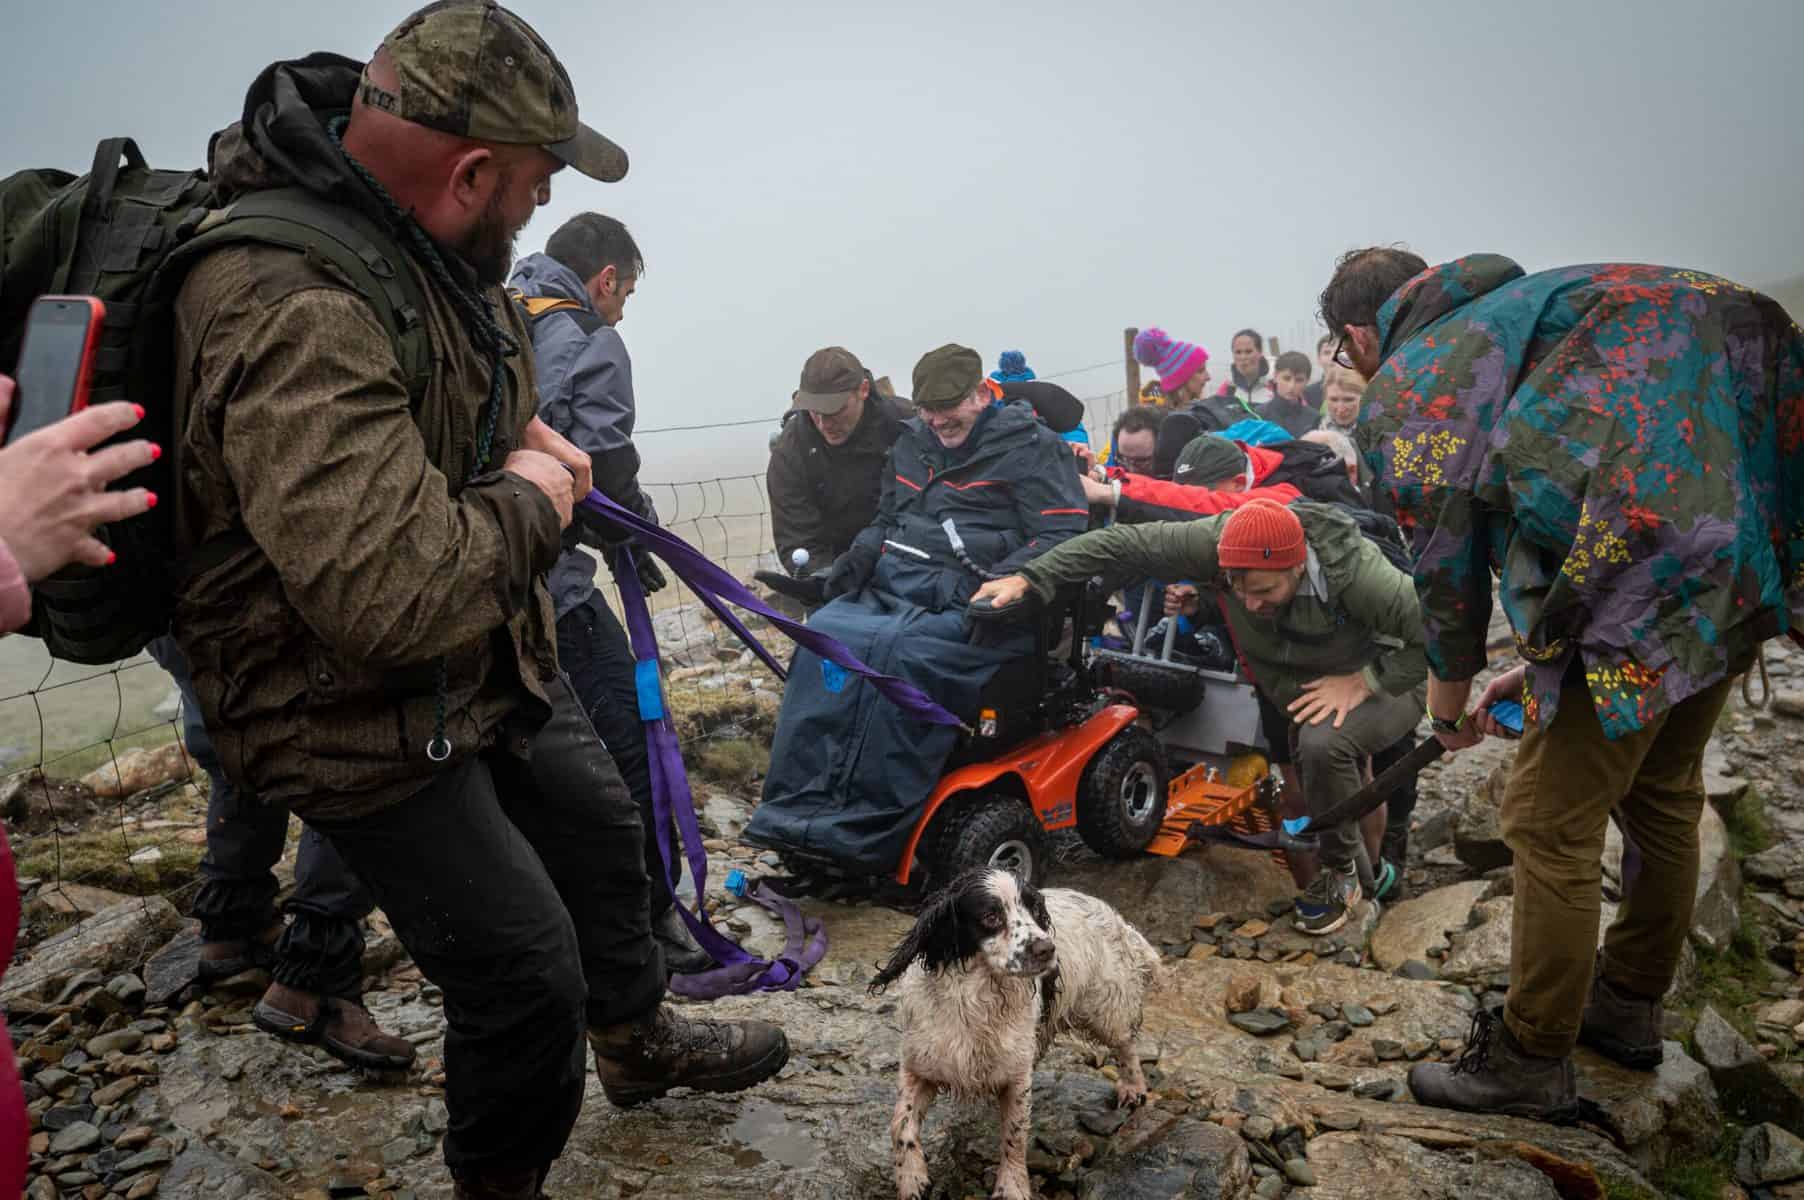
[[5, 0, 1802, 480]]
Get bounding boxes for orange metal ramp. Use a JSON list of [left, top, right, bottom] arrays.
[[1147, 752, 1274, 858]]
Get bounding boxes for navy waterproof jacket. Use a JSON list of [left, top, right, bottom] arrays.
[[845, 400, 1091, 611]]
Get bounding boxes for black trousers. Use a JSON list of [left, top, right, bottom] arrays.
[[555, 592, 678, 917], [147, 637, 372, 999], [310, 674, 666, 1175]]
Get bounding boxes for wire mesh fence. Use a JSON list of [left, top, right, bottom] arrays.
[[0, 386, 1129, 941]]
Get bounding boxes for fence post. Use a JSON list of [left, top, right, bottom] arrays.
[[1123, 327, 1140, 407]]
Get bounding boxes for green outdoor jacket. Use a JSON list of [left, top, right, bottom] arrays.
[[1018, 502, 1428, 710]]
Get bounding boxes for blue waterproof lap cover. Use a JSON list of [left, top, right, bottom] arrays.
[[747, 589, 1027, 872]]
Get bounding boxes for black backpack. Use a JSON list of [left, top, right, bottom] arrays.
[[0, 138, 430, 664], [1332, 503, 1412, 574]]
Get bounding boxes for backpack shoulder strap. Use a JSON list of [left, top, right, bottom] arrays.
[[167, 188, 432, 404]]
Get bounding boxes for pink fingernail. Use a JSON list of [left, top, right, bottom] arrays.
[[106, 551, 117, 566], [150, 444, 162, 461], [145, 492, 158, 509], [132, 404, 145, 420]]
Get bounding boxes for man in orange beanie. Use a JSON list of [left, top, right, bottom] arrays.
[[976, 499, 1429, 934]]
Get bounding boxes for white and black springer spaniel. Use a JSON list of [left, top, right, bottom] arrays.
[[870, 867, 1160, 1200]]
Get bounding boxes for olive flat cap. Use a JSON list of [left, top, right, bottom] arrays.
[[912, 344, 983, 411]]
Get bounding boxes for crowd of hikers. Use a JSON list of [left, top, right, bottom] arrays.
[[2, 2, 1803, 1196]]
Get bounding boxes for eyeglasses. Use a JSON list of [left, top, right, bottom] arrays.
[[1118, 454, 1156, 473], [1331, 333, 1356, 370]]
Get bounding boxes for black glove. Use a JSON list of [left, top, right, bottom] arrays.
[[633, 547, 668, 593], [608, 544, 667, 593], [755, 569, 827, 606], [823, 547, 877, 600]]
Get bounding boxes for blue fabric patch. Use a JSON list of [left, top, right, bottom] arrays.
[[820, 660, 849, 694], [1219, 418, 1293, 446], [635, 659, 665, 721]]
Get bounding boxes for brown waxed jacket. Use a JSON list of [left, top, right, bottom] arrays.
[[169, 55, 563, 821]]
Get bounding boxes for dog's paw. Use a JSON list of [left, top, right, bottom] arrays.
[[896, 1155, 931, 1200], [1113, 1078, 1149, 1110]]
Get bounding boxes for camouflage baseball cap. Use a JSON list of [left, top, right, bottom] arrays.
[[364, 1, 628, 183], [911, 344, 983, 410], [791, 347, 867, 414]]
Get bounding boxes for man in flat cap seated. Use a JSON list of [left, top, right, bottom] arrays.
[[747, 345, 1089, 874]]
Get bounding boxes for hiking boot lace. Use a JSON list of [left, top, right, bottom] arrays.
[[652, 1008, 735, 1057], [327, 119, 516, 762], [1452, 1007, 1495, 1076]]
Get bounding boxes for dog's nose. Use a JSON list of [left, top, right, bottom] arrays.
[[1025, 936, 1056, 967]]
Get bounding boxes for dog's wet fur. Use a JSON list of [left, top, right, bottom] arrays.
[[871, 867, 1160, 1200]]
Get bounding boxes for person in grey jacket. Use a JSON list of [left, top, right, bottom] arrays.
[[509, 214, 711, 975]]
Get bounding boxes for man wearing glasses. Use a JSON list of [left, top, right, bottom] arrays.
[[1322, 246, 1804, 1121]]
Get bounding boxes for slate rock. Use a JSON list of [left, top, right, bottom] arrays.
[[1229, 1009, 1292, 1037], [48, 1121, 100, 1154], [1737, 1122, 1804, 1186], [1076, 1115, 1252, 1200], [1694, 1005, 1804, 1129]]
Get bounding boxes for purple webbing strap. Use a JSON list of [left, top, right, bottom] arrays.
[[580, 490, 963, 729], [613, 545, 822, 996]]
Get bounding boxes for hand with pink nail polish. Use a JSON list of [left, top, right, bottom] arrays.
[[0, 376, 158, 583]]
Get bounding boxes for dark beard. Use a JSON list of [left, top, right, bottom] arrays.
[[456, 171, 521, 287]]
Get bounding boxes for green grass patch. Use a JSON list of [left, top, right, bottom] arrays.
[[1676, 902, 1772, 1046], [693, 738, 771, 789], [1600, 1174, 1658, 1200], [1721, 786, 1773, 858], [1646, 1120, 1749, 1200], [16, 825, 205, 897], [1665, 789, 1774, 1044], [666, 681, 779, 747], [1652, 1157, 1729, 1200]]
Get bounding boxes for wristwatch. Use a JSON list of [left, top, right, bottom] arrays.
[[1429, 712, 1465, 736]]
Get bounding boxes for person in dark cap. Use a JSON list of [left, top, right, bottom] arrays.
[[746, 345, 1089, 874], [166, 4, 786, 1195], [767, 346, 909, 577], [1171, 431, 1364, 508]]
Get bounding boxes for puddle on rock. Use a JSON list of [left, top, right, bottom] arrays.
[[725, 1098, 818, 1169]]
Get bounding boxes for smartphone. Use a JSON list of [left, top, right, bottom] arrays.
[[1487, 698, 1526, 738], [5, 295, 106, 445]]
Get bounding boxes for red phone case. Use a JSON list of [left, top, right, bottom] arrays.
[[55, 295, 106, 416]]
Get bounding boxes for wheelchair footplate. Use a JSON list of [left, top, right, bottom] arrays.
[[1147, 752, 1279, 860]]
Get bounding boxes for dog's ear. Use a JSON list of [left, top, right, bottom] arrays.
[[1022, 882, 1053, 935], [869, 876, 971, 994]]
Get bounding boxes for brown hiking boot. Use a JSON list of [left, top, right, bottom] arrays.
[[1408, 1007, 1579, 1121], [590, 1004, 788, 1108], [1579, 961, 1665, 1069], [198, 920, 282, 982], [450, 1165, 547, 1200], [252, 982, 417, 1070]]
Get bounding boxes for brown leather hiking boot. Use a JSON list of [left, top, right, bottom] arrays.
[[590, 1004, 788, 1108], [1579, 962, 1665, 1069], [252, 982, 417, 1070], [1408, 1007, 1579, 1121], [198, 920, 283, 982], [450, 1165, 547, 1200]]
